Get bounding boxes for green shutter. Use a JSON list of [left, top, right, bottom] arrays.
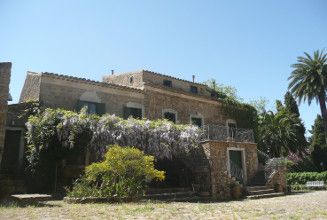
[[96, 103, 106, 115], [123, 106, 130, 119], [75, 100, 86, 112]]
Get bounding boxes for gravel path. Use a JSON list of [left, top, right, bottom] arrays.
[[1, 191, 327, 219]]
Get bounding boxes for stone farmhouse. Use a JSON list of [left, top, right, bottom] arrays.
[[1, 65, 285, 199]]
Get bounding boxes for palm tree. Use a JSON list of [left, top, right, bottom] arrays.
[[258, 110, 298, 157], [288, 50, 327, 144]]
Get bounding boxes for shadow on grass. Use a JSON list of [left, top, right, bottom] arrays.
[[0, 199, 62, 208]]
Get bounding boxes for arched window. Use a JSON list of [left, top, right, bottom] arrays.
[[162, 109, 177, 123]]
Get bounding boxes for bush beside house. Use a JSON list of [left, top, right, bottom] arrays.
[[287, 172, 327, 185], [66, 146, 165, 201]]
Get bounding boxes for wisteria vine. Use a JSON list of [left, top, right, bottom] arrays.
[[25, 108, 201, 165]]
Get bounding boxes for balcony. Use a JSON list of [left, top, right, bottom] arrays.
[[201, 124, 255, 143]]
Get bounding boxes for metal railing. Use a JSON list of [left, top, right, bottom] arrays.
[[201, 124, 255, 143], [230, 160, 244, 183]]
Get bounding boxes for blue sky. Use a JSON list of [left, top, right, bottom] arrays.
[[1, 0, 326, 133]]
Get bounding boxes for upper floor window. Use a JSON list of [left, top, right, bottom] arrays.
[[163, 109, 177, 123], [76, 100, 106, 115], [226, 119, 237, 138], [163, 80, 172, 87], [191, 116, 203, 127], [129, 76, 134, 84], [124, 107, 142, 119], [190, 85, 198, 94]]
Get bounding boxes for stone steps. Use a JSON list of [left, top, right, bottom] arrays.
[[247, 192, 285, 199], [146, 187, 192, 195], [248, 189, 275, 196], [246, 185, 285, 199], [143, 191, 195, 200]]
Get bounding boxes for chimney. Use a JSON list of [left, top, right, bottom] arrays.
[[111, 70, 114, 75], [0, 62, 11, 166], [192, 75, 195, 83]]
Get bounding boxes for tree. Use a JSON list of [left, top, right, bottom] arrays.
[[288, 50, 327, 144], [248, 97, 269, 114], [284, 91, 300, 116], [258, 108, 299, 157], [284, 91, 308, 154], [204, 79, 241, 101], [309, 115, 327, 171]]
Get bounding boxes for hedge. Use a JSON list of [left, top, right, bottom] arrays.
[[287, 172, 327, 185]]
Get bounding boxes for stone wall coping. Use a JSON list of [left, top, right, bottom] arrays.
[[200, 140, 257, 145], [27, 71, 145, 94], [145, 84, 223, 106], [104, 69, 206, 86]]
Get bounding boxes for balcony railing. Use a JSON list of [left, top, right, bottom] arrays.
[[201, 124, 255, 143]]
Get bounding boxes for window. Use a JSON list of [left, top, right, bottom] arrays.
[[227, 120, 237, 138], [123, 107, 142, 119], [191, 117, 203, 127], [129, 76, 133, 84], [163, 80, 172, 87], [190, 85, 198, 94], [163, 111, 176, 123], [76, 100, 106, 115]]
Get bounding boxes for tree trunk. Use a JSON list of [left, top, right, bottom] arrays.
[[318, 93, 327, 144]]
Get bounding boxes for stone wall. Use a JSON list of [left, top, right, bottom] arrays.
[[142, 70, 210, 96], [145, 87, 226, 125], [0, 62, 11, 166], [201, 140, 258, 200], [19, 72, 41, 103], [103, 71, 144, 89], [19, 73, 145, 118], [20, 72, 234, 126]]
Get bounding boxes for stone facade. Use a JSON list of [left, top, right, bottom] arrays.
[[103, 70, 211, 97], [0, 62, 11, 166], [14, 69, 260, 198], [20, 72, 145, 118], [202, 140, 258, 199], [20, 70, 235, 128]]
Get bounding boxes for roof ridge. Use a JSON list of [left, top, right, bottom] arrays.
[[141, 69, 206, 86], [39, 71, 143, 92]]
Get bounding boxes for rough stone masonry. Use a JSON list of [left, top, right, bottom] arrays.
[[0, 62, 11, 166]]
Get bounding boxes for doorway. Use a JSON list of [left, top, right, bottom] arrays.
[[228, 149, 245, 184]]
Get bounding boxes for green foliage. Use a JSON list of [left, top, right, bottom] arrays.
[[25, 108, 199, 192], [289, 156, 318, 172], [258, 109, 299, 157], [288, 49, 327, 147], [309, 115, 327, 171], [257, 92, 309, 158], [288, 49, 327, 105], [204, 78, 258, 131], [67, 146, 165, 199], [248, 97, 269, 114], [284, 92, 308, 154], [287, 171, 327, 185], [284, 91, 300, 116], [204, 79, 241, 101]]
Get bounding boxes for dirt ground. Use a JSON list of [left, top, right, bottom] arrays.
[[1, 191, 327, 219]]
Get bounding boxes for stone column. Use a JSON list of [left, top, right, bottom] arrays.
[[0, 62, 11, 166]]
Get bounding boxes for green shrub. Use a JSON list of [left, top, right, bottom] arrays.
[[287, 171, 327, 185], [67, 145, 165, 199]]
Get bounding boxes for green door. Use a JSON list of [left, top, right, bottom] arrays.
[[229, 150, 243, 183]]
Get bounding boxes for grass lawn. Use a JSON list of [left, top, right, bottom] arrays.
[[1, 191, 327, 219]]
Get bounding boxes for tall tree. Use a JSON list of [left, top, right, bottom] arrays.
[[284, 91, 300, 116], [284, 92, 308, 154], [310, 115, 327, 171], [258, 107, 299, 158], [288, 50, 327, 144]]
